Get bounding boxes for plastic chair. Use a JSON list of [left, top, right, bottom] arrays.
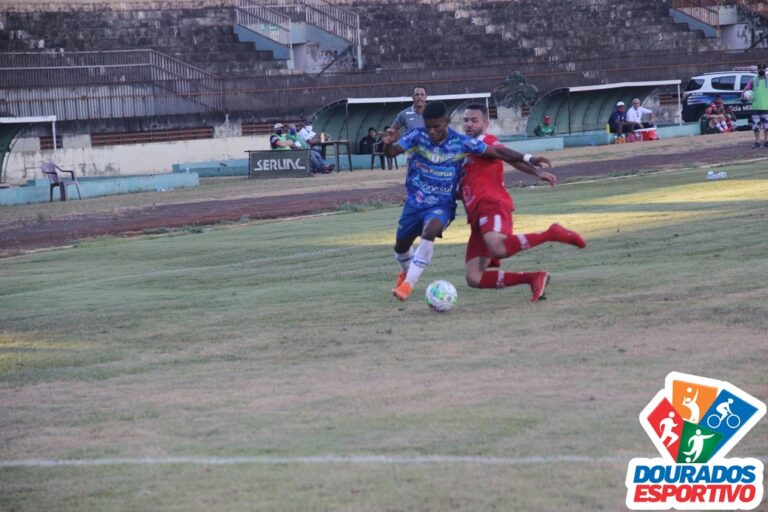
[[41, 162, 82, 202], [370, 140, 385, 171], [371, 140, 398, 171]]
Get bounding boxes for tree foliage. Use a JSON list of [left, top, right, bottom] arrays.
[[493, 71, 538, 108]]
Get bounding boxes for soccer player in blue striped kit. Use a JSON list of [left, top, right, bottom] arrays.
[[381, 101, 553, 301]]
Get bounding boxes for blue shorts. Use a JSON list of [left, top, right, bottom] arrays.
[[396, 203, 456, 241]]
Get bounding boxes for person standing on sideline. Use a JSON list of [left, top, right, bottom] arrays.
[[460, 103, 586, 302], [742, 63, 768, 148], [381, 101, 555, 301], [391, 86, 427, 135]]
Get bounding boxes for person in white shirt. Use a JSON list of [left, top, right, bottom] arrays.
[[626, 98, 654, 129], [298, 120, 335, 173], [298, 120, 318, 145]]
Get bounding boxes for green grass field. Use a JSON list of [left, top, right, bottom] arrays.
[[1, 162, 767, 511]]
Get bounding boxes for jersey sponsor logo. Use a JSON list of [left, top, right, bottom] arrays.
[[413, 161, 456, 178], [410, 176, 456, 197], [626, 372, 765, 510]]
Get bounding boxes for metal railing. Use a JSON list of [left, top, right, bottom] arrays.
[[671, 0, 721, 29], [254, 0, 359, 43], [236, 0, 292, 46], [4, 48, 768, 121], [0, 50, 223, 120], [303, 0, 359, 44]]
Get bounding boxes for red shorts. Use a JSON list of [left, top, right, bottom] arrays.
[[465, 201, 513, 263]]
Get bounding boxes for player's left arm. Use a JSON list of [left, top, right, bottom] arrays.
[[510, 161, 556, 187]]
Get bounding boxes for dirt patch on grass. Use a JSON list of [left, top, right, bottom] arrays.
[[1, 135, 764, 257]]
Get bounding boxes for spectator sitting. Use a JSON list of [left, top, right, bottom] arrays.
[[608, 101, 637, 139], [359, 127, 377, 154], [713, 96, 734, 132], [287, 124, 308, 149], [270, 123, 300, 151], [626, 98, 654, 128], [724, 105, 737, 131], [297, 120, 335, 174], [704, 101, 729, 133], [534, 114, 556, 136], [360, 127, 386, 170]]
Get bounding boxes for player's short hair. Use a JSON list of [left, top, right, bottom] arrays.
[[423, 101, 448, 120], [413, 85, 427, 95], [464, 103, 488, 118]]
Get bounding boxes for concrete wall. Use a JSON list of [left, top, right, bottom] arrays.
[[0, 0, 231, 13], [5, 134, 270, 185], [0, 172, 199, 205]]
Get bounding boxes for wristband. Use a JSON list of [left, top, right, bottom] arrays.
[[523, 154, 533, 164]]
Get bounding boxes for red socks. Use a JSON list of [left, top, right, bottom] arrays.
[[502, 230, 550, 257], [478, 270, 538, 289]]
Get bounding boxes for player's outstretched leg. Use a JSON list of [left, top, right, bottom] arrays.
[[547, 223, 586, 249], [499, 223, 585, 257]]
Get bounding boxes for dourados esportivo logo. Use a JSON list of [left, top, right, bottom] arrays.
[[626, 372, 765, 510]]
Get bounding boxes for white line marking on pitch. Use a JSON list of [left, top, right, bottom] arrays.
[[0, 455, 628, 468]]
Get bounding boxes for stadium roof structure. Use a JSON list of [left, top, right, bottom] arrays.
[[527, 80, 682, 136], [345, 92, 491, 105], [313, 93, 492, 147], [0, 115, 58, 184]]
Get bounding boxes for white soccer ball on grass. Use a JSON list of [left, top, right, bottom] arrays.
[[425, 280, 457, 312]]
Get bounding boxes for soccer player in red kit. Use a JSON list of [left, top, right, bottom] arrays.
[[460, 103, 586, 301]]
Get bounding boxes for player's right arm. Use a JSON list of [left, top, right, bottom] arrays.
[[381, 127, 414, 157]]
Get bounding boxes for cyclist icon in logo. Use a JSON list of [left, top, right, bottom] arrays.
[[706, 398, 742, 429]]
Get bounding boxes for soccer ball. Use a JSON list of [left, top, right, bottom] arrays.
[[743, 90, 753, 102], [425, 280, 457, 312]]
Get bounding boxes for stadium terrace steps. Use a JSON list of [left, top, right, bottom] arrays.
[[1, 0, 719, 74], [349, 0, 718, 67], [0, 7, 287, 75]]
